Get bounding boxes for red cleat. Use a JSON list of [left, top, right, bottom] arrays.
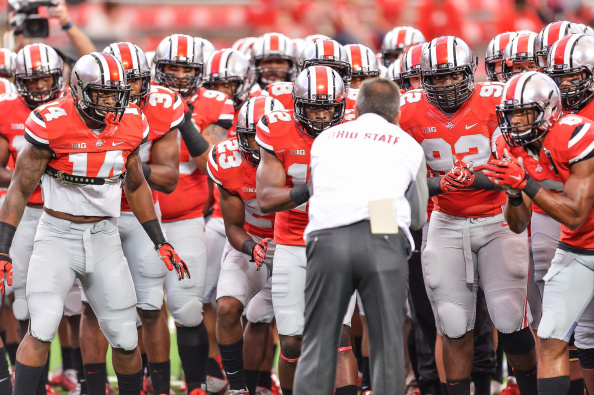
[[499, 377, 521, 395]]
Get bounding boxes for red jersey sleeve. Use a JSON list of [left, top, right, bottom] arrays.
[[264, 82, 294, 110], [190, 88, 235, 131], [206, 145, 222, 186], [564, 120, 594, 166], [24, 110, 50, 148], [255, 115, 275, 154]]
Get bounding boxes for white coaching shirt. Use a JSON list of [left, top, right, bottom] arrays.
[[304, 113, 427, 248]]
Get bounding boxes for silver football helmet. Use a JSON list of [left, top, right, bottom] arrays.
[[15, 43, 63, 109], [0, 48, 16, 80], [502, 32, 539, 81], [485, 32, 519, 82], [299, 39, 351, 86], [70, 52, 130, 124], [344, 44, 380, 80], [535, 21, 581, 68], [203, 49, 254, 110], [497, 71, 562, 146], [236, 96, 285, 166], [194, 37, 216, 64], [293, 65, 346, 137], [153, 34, 203, 98], [103, 42, 151, 108], [545, 33, 594, 111], [386, 59, 403, 88], [251, 32, 297, 85], [381, 26, 425, 67]]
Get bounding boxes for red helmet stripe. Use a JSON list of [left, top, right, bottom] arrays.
[[552, 35, 572, 67], [322, 40, 335, 56], [209, 50, 224, 75], [0, 51, 5, 66], [251, 96, 268, 124], [433, 37, 450, 65], [396, 28, 407, 46], [349, 45, 363, 69], [410, 44, 422, 67], [177, 35, 189, 58], [104, 54, 122, 81], [117, 43, 134, 70], [28, 45, 43, 70], [505, 74, 521, 101], [546, 22, 563, 46], [269, 34, 280, 51]]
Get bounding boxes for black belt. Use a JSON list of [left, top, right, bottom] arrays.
[[45, 166, 125, 185]]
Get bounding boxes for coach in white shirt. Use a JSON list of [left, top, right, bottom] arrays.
[[293, 78, 428, 395]]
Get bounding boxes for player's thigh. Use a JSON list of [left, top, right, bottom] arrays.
[[478, 219, 530, 333], [538, 250, 594, 342], [120, 212, 166, 311], [217, 237, 271, 308], [63, 279, 83, 317], [271, 244, 307, 337], [204, 217, 226, 303], [422, 212, 476, 338], [81, 226, 138, 351], [10, 206, 43, 320], [530, 212, 560, 296], [163, 218, 207, 327], [245, 278, 275, 324], [575, 298, 594, 350]]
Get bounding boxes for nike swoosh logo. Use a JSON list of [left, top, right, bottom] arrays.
[[465, 123, 478, 130], [227, 371, 238, 375], [112, 141, 124, 146], [87, 371, 97, 375], [502, 223, 508, 227], [510, 175, 521, 181]]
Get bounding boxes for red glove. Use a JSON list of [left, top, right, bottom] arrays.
[[0, 255, 13, 295], [440, 157, 475, 192], [482, 157, 529, 190], [252, 238, 272, 271], [156, 243, 190, 280]]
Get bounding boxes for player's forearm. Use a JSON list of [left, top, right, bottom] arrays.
[[125, 182, 159, 224], [66, 26, 96, 56], [532, 189, 589, 230], [191, 149, 211, 173], [0, 168, 13, 188], [225, 223, 253, 253], [145, 164, 179, 194], [0, 187, 30, 228], [504, 197, 531, 234], [257, 186, 301, 214]]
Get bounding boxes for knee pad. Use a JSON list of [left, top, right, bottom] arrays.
[[170, 298, 203, 327], [577, 348, 594, 369], [499, 327, 535, 355], [490, 294, 527, 334], [12, 298, 29, 321], [27, 294, 64, 342], [101, 318, 138, 351], [437, 302, 468, 339]]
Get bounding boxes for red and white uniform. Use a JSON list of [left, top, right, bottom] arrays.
[[23, 94, 148, 349], [207, 138, 276, 314], [255, 109, 357, 335], [0, 92, 46, 317], [263, 82, 294, 110], [399, 82, 531, 338], [117, 85, 186, 312], [159, 86, 234, 327], [345, 88, 359, 110]]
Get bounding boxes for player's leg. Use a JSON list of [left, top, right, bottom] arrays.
[[162, 218, 208, 394], [80, 221, 141, 395], [292, 227, 356, 395], [216, 238, 272, 393], [0, 336, 12, 395], [119, 212, 171, 395], [203, 216, 227, 392], [477, 216, 536, 394], [335, 295, 359, 395], [356, 294, 372, 393], [14, 213, 77, 395], [79, 296, 109, 395], [62, 282, 83, 392], [575, 300, 594, 394], [422, 212, 477, 393], [10, 206, 43, 340], [244, 281, 275, 394], [537, 250, 594, 395], [271, 244, 308, 395], [1, 297, 19, 377]]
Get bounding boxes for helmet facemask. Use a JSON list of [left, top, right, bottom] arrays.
[[127, 71, 151, 109], [255, 57, 295, 85], [294, 99, 345, 138], [155, 60, 203, 98], [236, 124, 260, 166], [15, 68, 63, 109], [497, 101, 552, 147], [422, 67, 475, 114], [548, 67, 594, 111], [73, 78, 131, 124]]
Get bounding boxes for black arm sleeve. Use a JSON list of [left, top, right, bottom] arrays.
[[427, 177, 444, 198], [468, 172, 503, 191], [179, 106, 210, 158]]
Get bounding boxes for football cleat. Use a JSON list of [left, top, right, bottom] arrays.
[[255, 387, 273, 395], [46, 384, 60, 395], [206, 375, 229, 394], [499, 377, 520, 395], [61, 369, 78, 391]]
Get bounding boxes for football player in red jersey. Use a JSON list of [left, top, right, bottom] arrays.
[[483, 71, 594, 395], [153, 34, 234, 394], [400, 43, 425, 91], [501, 32, 540, 82], [485, 32, 520, 82], [251, 33, 297, 89], [0, 52, 186, 395], [256, 66, 358, 395], [206, 96, 283, 395], [380, 26, 426, 66], [399, 36, 537, 395], [75, 41, 196, 395], [534, 21, 581, 69], [0, 44, 64, 341], [343, 44, 380, 112]]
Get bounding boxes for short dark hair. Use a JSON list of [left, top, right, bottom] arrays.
[[356, 78, 400, 122]]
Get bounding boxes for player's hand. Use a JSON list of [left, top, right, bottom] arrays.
[[156, 243, 190, 280], [251, 238, 272, 271], [47, 0, 70, 27], [0, 255, 13, 295], [440, 157, 475, 192], [482, 150, 528, 190]]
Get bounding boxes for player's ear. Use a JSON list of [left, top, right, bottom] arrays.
[[393, 110, 401, 125], [354, 106, 360, 119]]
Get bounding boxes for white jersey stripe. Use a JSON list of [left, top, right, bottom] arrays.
[[25, 128, 49, 145], [569, 139, 594, 164], [255, 134, 274, 152], [568, 123, 591, 148]]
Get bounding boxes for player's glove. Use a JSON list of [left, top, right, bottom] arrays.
[[0, 255, 13, 295], [252, 238, 272, 271], [482, 150, 542, 199], [156, 243, 190, 280], [440, 157, 475, 192]]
